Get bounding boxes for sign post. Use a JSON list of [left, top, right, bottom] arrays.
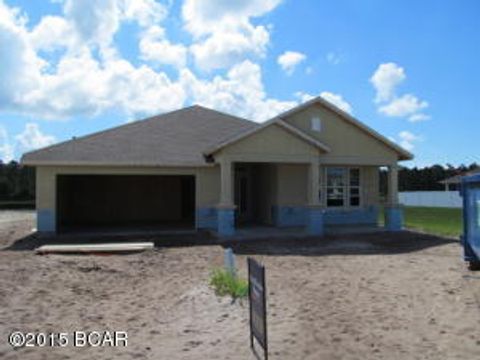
[[248, 257, 268, 360]]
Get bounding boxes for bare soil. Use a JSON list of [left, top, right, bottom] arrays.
[[1, 211, 479, 359]]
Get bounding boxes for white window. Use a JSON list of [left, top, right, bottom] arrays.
[[323, 167, 361, 208], [326, 167, 345, 207], [349, 168, 361, 206], [311, 117, 321, 132]]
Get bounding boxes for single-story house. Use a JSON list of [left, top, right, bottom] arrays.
[[440, 168, 480, 191], [22, 96, 412, 236]]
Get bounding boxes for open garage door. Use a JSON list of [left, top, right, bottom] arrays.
[[56, 175, 195, 232]]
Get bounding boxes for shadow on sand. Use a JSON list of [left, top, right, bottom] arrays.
[[3, 230, 458, 257], [222, 231, 459, 257]]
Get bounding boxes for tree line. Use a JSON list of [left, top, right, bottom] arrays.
[[380, 163, 479, 194], [0, 161, 35, 202]]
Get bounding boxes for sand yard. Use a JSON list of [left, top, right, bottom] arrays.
[[1, 211, 480, 359]]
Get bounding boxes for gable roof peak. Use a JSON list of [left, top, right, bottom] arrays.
[[274, 95, 413, 161]]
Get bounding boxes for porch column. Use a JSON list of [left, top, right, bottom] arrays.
[[306, 161, 324, 236], [217, 159, 235, 236], [385, 164, 403, 231]]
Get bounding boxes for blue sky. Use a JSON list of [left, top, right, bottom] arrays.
[[0, 0, 479, 167]]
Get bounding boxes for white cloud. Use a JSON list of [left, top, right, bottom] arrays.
[[326, 51, 341, 65], [370, 62, 405, 103], [182, 0, 281, 71], [0, 0, 296, 124], [277, 51, 306, 75], [378, 94, 428, 118], [139, 26, 187, 68], [15, 123, 56, 152], [181, 60, 296, 122], [122, 0, 167, 27], [0, 0, 186, 119], [398, 130, 421, 151], [320, 91, 353, 114], [295, 91, 315, 103], [408, 113, 430, 122], [62, 0, 167, 48], [0, 126, 14, 163], [182, 0, 281, 36], [0, 0, 45, 112], [294, 91, 353, 114], [0, 123, 56, 161], [64, 0, 121, 47], [190, 24, 270, 71], [370, 62, 429, 121], [30, 16, 74, 51]]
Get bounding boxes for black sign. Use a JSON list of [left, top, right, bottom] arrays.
[[248, 257, 268, 360]]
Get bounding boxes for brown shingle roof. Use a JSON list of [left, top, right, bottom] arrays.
[[22, 105, 259, 167]]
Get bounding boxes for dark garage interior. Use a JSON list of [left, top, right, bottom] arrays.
[[56, 175, 195, 232]]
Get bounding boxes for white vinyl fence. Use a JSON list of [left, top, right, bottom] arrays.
[[399, 191, 462, 208]]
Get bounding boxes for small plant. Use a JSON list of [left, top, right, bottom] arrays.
[[209, 268, 248, 299]]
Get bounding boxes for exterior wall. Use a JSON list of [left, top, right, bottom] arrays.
[[36, 165, 219, 232], [276, 164, 308, 205], [361, 166, 380, 206], [272, 206, 379, 227], [217, 123, 319, 163], [283, 104, 398, 165], [196, 167, 220, 229], [272, 164, 380, 227], [273, 164, 308, 227]]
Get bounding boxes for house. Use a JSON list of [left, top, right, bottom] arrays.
[[21, 97, 413, 236], [439, 167, 480, 191]]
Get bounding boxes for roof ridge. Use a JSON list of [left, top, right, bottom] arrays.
[[190, 104, 258, 125]]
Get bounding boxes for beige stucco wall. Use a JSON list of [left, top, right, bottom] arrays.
[[361, 166, 380, 206], [276, 164, 308, 205], [284, 104, 398, 165], [217, 123, 320, 163], [196, 166, 220, 207]]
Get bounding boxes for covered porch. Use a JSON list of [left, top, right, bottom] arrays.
[[215, 160, 403, 237]]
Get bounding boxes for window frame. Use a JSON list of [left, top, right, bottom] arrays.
[[311, 117, 322, 132], [321, 166, 362, 208]]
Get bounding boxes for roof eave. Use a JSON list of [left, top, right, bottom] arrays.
[[20, 160, 214, 168]]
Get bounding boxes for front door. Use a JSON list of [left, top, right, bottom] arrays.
[[234, 165, 253, 225]]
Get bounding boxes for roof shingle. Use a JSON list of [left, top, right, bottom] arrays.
[[22, 106, 259, 166]]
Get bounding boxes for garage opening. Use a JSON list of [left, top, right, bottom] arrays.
[[56, 175, 195, 233]]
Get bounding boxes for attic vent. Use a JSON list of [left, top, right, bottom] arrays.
[[311, 117, 321, 132]]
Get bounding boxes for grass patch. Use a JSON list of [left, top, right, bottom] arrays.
[[380, 206, 462, 238], [209, 268, 248, 299]]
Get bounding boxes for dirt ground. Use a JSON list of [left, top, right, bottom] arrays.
[[1, 211, 480, 359]]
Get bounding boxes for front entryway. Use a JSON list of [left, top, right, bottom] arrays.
[[234, 163, 276, 227]]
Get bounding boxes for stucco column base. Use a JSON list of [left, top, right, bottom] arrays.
[[385, 205, 404, 231], [216, 204, 236, 237], [306, 205, 325, 236], [37, 208, 56, 234]]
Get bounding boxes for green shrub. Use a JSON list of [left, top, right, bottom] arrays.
[[209, 268, 248, 299]]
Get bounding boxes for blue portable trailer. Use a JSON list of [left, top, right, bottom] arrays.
[[460, 173, 480, 270]]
